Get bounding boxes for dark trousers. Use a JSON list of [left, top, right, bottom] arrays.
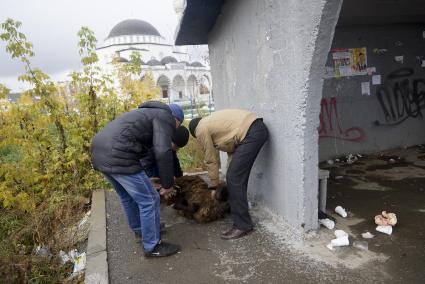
[[226, 119, 268, 230]]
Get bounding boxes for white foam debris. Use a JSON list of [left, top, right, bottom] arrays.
[[362, 232, 375, 239], [319, 218, 335, 230]]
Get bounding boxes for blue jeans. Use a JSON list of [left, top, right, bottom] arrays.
[[103, 171, 160, 252]]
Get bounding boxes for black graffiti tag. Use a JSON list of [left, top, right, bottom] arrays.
[[374, 68, 425, 126]]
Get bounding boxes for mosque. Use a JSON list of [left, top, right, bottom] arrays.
[[96, 18, 212, 106]]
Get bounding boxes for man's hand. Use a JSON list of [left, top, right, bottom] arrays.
[[160, 187, 174, 200], [150, 177, 161, 190]]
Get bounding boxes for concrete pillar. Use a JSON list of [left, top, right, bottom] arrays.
[[208, 0, 343, 233]]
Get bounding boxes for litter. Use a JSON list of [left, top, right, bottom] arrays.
[[328, 229, 350, 249], [331, 236, 349, 247], [335, 206, 348, 217], [35, 245, 52, 260], [327, 160, 334, 165], [334, 230, 348, 238], [376, 225, 392, 235], [361, 232, 375, 239], [72, 252, 86, 273], [353, 241, 369, 251], [334, 176, 343, 180], [67, 249, 87, 273], [378, 154, 401, 163], [375, 211, 397, 226], [78, 211, 91, 229], [58, 250, 71, 265], [345, 154, 358, 164], [319, 218, 335, 230]]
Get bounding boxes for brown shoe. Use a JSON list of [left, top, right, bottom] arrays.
[[221, 227, 253, 240]]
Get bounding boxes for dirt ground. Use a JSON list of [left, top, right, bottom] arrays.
[[321, 145, 425, 283]]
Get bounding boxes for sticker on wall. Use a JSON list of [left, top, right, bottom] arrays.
[[373, 48, 387, 55], [332, 47, 367, 77], [367, 67, 376, 75], [372, 75, 381, 85], [395, 55, 404, 64], [361, 82, 371, 96]]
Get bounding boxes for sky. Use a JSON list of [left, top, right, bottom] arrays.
[[0, 0, 206, 92]]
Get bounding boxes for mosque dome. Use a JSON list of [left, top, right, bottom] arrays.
[[146, 59, 162, 66], [107, 19, 161, 39], [190, 61, 204, 67], [116, 57, 129, 63], [161, 56, 178, 64]]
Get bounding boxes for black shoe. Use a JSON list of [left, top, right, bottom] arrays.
[[144, 240, 181, 257]]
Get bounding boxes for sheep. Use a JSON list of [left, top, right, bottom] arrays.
[[163, 175, 229, 223]]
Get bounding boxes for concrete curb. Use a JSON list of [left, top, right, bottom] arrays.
[[85, 190, 109, 284]]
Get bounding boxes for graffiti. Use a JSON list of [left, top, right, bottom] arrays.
[[319, 97, 365, 142], [374, 68, 425, 126]]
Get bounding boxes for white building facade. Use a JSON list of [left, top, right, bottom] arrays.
[[96, 19, 212, 106]]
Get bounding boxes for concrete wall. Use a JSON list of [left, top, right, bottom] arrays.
[[208, 0, 342, 232], [319, 24, 425, 160]]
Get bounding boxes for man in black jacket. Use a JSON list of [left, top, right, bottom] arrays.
[[91, 101, 184, 257], [141, 125, 189, 179]]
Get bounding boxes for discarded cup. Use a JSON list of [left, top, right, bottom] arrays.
[[334, 229, 348, 238], [335, 206, 348, 217], [376, 225, 392, 235], [353, 240, 368, 251], [331, 236, 349, 247], [319, 218, 335, 230], [361, 232, 375, 239]]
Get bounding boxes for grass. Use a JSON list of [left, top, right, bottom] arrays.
[[0, 195, 89, 283], [178, 121, 205, 173], [0, 144, 20, 163]]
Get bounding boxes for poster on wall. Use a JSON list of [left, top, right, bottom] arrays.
[[332, 47, 367, 77]]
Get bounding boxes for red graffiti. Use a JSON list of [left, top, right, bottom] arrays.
[[319, 97, 365, 142]]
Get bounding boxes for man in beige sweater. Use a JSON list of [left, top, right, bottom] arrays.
[[188, 109, 268, 239]]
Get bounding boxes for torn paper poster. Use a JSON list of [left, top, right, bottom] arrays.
[[332, 47, 367, 77], [372, 75, 381, 85], [367, 67, 376, 75], [361, 82, 371, 96], [395, 55, 404, 64]]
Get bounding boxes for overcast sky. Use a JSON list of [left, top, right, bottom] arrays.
[[0, 0, 205, 92]]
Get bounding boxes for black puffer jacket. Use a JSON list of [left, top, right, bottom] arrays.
[[91, 101, 176, 188]]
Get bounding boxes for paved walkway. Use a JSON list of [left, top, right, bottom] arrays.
[[106, 191, 389, 284]]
